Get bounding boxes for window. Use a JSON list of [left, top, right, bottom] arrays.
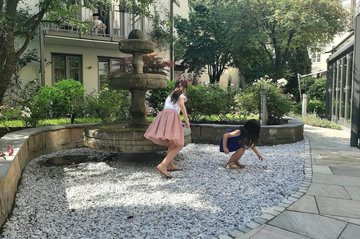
[[52, 54, 82, 82], [98, 57, 124, 90], [311, 53, 321, 63]]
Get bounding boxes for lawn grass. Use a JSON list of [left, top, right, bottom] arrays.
[[0, 118, 102, 127], [301, 114, 342, 129], [1, 114, 342, 130]]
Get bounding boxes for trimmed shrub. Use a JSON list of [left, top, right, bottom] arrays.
[[146, 80, 174, 115], [308, 99, 326, 118], [20, 79, 84, 126], [186, 84, 238, 121], [84, 88, 130, 122], [306, 77, 326, 117], [146, 81, 238, 122]]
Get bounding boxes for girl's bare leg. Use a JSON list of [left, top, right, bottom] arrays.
[[226, 148, 246, 168], [167, 144, 183, 170], [157, 143, 183, 177]]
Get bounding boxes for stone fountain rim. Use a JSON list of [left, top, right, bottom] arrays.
[[119, 39, 155, 54], [109, 73, 168, 78]]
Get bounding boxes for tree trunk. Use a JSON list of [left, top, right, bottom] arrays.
[[0, 0, 20, 104], [0, 32, 18, 105], [208, 64, 225, 84], [274, 46, 284, 80], [0, 58, 17, 104]]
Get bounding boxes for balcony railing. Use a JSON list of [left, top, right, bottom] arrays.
[[43, 3, 144, 41]]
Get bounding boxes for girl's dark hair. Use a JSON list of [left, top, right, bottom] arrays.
[[242, 119, 261, 146], [171, 80, 188, 103]]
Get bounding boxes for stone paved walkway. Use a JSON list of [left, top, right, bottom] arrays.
[[223, 124, 360, 239]]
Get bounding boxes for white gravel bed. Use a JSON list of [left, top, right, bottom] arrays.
[[0, 141, 305, 239]]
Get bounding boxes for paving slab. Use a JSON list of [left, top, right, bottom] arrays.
[[229, 229, 244, 238], [248, 225, 309, 239], [338, 223, 360, 239], [324, 214, 360, 225], [236, 225, 265, 239], [316, 196, 360, 219], [344, 186, 360, 201], [287, 195, 319, 214], [312, 165, 333, 174], [268, 211, 347, 239], [314, 160, 360, 167], [312, 174, 360, 187], [321, 155, 360, 161], [306, 183, 350, 199], [330, 166, 360, 177]]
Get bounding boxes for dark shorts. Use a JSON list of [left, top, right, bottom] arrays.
[[219, 137, 244, 152]]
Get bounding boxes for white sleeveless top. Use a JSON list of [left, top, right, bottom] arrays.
[[163, 93, 187, 114]]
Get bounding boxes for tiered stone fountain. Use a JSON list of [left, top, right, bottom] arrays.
[[84, 29, 191, 153]]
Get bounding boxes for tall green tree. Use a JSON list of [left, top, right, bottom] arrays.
[[229, 0, 348, 80], [0, 0, 157, 105], [174, 0, 233, 84], [286, 47, 312, 100]]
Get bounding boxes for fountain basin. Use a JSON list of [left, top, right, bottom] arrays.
[[119, 39, 155, 54], [109, 73, 167, 90], [84, 123, 192, 153]]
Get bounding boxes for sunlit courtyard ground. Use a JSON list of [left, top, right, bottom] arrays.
[[1, 142, 305, 239]]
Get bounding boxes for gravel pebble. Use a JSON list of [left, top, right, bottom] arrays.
[[0, 141, 305, 239]]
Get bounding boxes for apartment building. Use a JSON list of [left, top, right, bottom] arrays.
[[16, 0, 170, 94], [15, 0, 240, 95]]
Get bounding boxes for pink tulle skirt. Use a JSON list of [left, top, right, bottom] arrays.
[[144, 109, 184, 147]]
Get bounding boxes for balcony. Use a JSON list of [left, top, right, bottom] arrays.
[[43, 3, 144, 46]]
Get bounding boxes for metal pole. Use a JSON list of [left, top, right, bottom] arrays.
[[39, 26, 45, 86], [169, 0, 174, 81], [351, 14, 360, 147], [297, 73, 302, 101], [302, 94, 307, 117], [260, 84, 268, 125]]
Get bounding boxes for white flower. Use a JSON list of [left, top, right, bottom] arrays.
[[276, 78, 288, 87]]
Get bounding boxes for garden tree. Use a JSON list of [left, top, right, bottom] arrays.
[[0, 0, 158, 105], [230, 41, 274, 85], [174, 0, 233, 84], [149, 0, 180, 51], [228, 0, 348, 80], [286, 47, 312, 100]]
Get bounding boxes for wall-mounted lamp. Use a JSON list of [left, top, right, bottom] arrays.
[[87, 66, 92, 69]]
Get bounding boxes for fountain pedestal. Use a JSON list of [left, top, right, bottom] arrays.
[[84, 29, 191, 153]]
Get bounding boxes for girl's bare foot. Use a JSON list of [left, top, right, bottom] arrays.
[[168, 164, 183, 172], [233, 161, 246, 169], [156, 165, 172, 178], [225, 163, 240, 169]]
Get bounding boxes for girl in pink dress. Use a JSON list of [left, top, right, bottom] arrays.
[[144, 80, 190, 178]]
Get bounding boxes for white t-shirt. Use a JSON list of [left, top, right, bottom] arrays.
[[163, 93, 187, 114]]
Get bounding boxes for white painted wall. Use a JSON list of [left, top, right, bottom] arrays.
[[43, 43, 128, 93]]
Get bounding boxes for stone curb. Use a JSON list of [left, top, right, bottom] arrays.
[[218, 136, 312, 239]]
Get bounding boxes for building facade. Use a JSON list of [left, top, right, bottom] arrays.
[[326, 8, 360, 147], [15, 0, 239, 96], [16, 0, 171, 95]]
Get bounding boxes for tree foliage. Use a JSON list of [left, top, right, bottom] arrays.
[[176, 0, 347, 84], [227, 0, 348, 79], [174, 0, 233, 83]]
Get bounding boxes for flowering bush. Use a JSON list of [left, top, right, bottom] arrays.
[[109, 54, 173, 75], [236, 76, 293, 124]]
